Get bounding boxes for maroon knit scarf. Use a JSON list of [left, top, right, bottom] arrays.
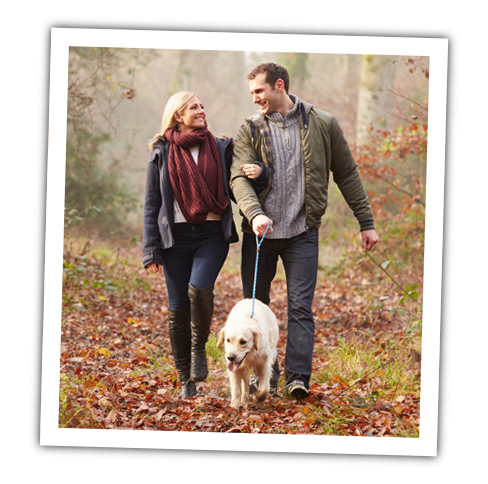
[[165, 127, 228, 224]]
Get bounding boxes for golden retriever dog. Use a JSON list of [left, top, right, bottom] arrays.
[[217, 298, 279, 409]]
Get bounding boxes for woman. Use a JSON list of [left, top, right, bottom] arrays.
[[143, 91, 268, 399]]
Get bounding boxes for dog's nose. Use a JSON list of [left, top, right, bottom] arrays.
[[227, 354, 236, 362]]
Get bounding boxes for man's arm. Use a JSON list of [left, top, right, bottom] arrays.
[[328, 116, 378, 251], [230, 124, 273, 235]]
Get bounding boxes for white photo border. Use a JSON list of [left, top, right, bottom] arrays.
[[41, 28, 448, 456]]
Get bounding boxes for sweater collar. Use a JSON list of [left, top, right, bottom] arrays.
[[267, 94, 300, 126], [247, 94, 302, 128]]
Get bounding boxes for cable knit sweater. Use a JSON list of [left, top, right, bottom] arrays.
[[264, 95, 306, 239]]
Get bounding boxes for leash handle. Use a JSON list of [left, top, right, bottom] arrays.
[[250, 222, 271, 319], [256, 222, 271, 249]]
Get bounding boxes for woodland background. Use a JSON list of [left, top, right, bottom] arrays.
[[60, 47, 428, 436]]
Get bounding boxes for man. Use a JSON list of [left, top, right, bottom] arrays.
[[230, 62, 378, 401]]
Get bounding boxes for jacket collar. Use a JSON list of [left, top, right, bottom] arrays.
[[246, 95, 313, 127], [154, 137, 168, 150]]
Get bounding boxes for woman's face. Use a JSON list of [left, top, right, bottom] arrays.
[[175, 96, 206, 133]]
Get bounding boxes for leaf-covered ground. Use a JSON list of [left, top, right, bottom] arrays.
[[60, 240, 422, 436]]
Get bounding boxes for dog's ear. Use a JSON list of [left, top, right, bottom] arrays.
[[217, 328, 225, 350], [252, 329, 261, 352]]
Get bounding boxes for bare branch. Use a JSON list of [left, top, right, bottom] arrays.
[[368, 71, 428, 112], [380, 107, 427, 127], [371, 171, 426, 207], [365, 252, 421, 306]]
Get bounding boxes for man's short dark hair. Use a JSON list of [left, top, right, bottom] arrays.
[[247, 62, 290, 93]]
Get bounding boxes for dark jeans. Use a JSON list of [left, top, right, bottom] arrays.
[[161, 221, 229, 310], [241, 229, 319, 389]]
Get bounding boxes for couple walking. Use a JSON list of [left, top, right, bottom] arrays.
[[142, 62, 379, 401]]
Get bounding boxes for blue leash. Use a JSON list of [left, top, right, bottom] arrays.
[[250, 222, 271, 319]]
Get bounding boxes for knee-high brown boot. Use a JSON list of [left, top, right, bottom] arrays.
[[167, 307, 196, 398], [188, 283, 214, 382]]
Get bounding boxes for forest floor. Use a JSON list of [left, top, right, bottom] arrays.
[[59, 237, 422, 437]]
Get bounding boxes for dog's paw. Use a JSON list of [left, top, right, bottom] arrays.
[[230, 400, 241, 409], [255, 390, 268, 403]]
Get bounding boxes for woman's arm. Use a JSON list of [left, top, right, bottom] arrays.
[[142, 150, 165, 268]]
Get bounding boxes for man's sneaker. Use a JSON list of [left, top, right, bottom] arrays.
[[285, 380, 309, 401], [249, 376, 278, 395], [249, 376, 260, 395]]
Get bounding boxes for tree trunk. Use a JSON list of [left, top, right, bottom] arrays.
[[170, 50, 192, 94], [356, 55, 397, 143]]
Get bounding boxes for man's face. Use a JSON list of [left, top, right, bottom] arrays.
[[249, 73, 281, 115]]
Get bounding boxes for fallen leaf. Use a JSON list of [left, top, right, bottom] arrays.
[[372, 377, 382, 388], [106, 409, 117, 423], [144, 343, 159, 352], [393, 405, 404, 415], [321, 402, 332, 414], [247, 414, 261, 421], [98, 347, 111, 357], [155, 409, 165, 422], [157, 388, 173, 402], [136, 402, 150, 413]]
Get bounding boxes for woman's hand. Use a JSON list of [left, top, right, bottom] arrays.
[[241, 163, 262, 179], [147, 263, 162, 274]]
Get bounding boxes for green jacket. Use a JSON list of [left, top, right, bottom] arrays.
[[230, 99, 375, 234]]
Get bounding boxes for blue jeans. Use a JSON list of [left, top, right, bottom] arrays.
[[241, 229, 319, 389], [161, 221, 229, 310]]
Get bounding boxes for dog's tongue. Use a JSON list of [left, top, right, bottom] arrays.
[[227, 361, 239, 372]]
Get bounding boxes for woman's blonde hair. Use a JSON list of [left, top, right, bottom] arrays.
[[147, 91, 197, 151]]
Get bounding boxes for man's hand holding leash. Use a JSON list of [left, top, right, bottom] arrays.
[[252, 214, 273, 237]]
